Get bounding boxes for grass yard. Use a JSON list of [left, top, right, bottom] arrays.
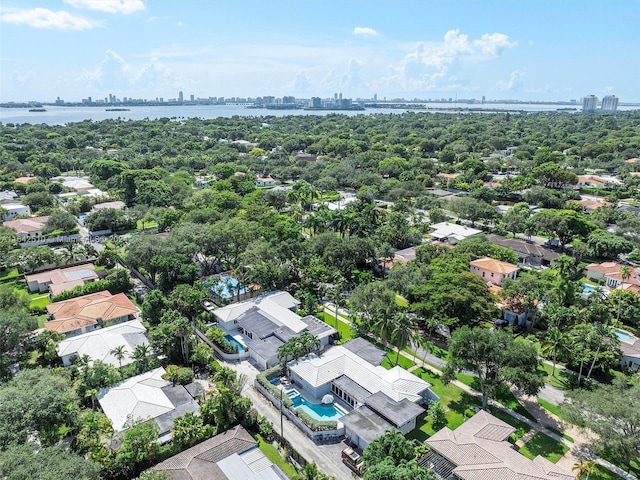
[[255, 434, 297, 479], [36, 314, 48, 328], [29, 295, 50, 311], [316, 311, 354, 344], [539, 362, 576, 390], [454, 374, 534, 421], [381, 350, 415, 370], [407, 367, 481, 442], [518, 432, 569, 464], [0, 268, 20, 282]]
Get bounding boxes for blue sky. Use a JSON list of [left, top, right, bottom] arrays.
[[1, 0, 639, 103]]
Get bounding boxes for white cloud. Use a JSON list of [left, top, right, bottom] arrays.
[[80, 49, 181, 94], [473, 33, 517, 56], [177, 21, 183, 26], [528, 40, 535, 45], [147, 16, 157, 22], [353, 27, 378, 36], [288, 70, 314, 92], [379, 29, 517, 92], [64, 0, 144, 14], [1, 8, 94, 30], [496, 70, 524, 91]]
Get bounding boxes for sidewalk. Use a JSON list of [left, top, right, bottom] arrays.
[[322, 304, 638, 480]]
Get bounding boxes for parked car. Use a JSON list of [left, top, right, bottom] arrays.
[[493, 319, 510, 328]]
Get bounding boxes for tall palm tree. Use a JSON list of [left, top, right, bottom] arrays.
[[618, 265, 632, 322], [110, 345, 127, 369], [542, 326, 565, 377], [391, 313, 414, 366], [586, 323, 617, 381]]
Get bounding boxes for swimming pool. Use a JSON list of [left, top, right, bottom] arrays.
[[224, 334, 245, 352], [582, 284, 597, 294], [286, 389, 347, 422], [615, 329, 637, 344], [202, 273, 249, 300]]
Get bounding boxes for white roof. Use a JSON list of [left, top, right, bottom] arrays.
[[98, 367, 198, 432], [61, 179, 94, 190], [0, 191, 18, 201], [57, 319, 148, 367], [214, 291, 307, 333], [289, 345, 431, 403], [430, 222, 482, 239]]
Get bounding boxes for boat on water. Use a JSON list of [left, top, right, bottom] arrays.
[[28, 108, 47, 112], [105, 108, 131, 111]]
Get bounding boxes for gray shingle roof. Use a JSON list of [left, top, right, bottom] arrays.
[[236, 307, 279, 339]]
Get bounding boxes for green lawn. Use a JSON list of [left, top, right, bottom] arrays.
[[316, 311, 354, 344], [36, 314, 48, 328], [518, 432, 569, 464], [29, 295, 50, 311], [454, 374, 534, 420], [407, 367, 481, 442], [0, 268, 20, 282], [381, 351, 415, 370], [255, 434, 297, 479], [539, 363, 576, 390]]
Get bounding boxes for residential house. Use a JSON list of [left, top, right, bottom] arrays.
[[617, 329, 640, 372], [295, 151, 318, 162], [470, 257, 519, 286], [575, 198, 611, 214], [12, 176, 36, 185], [287, 338, 435, 449], [3, 216, 48, 239], [150, 425, 288, 480], [98, 367, 200, 442], [429, 222, 481, 244], [0, 190, 18, 201], [45, 290, 140, 337], [91, 200, 126, 212], [577, 175, 607, 188], [57, 319, 148, 367], [585, 262, 640, 289], [54, 176, 95, 192], [420, 410, 575, 480], [255, 176, 275, 187], [1, 201, 30, 221], [213, 291, 336, 369], [487, 234, 560, 266], [26, 263, 100, 295]]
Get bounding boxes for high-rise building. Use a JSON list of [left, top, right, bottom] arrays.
[[190, 94, 195, 102], [601, 95, 619, 112], [178, 91, 184, 103], [582, 95, 598, 112]]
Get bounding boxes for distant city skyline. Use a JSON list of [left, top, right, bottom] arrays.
[[1, 0, 639, 103]]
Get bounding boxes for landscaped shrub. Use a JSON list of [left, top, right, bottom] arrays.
[[294, 409, 338, 431], [205, 326, 238, 354], [256, 369, 293, 408], [162, 365, 194, 385], [50, 269, 131, 302]]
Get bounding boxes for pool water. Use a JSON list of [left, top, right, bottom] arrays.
[[224, 334, 245, 352], [286, 389, 346, 422], [582, 284, 597, 294], [202, 273, 249, 300], [615, 329, 637, 343]]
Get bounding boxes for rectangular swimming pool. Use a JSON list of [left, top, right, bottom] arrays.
[[286, 389, 347, 422], [224, 334, 245, 352]]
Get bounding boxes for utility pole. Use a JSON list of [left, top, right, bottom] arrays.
[[280, 388, 284, 439]]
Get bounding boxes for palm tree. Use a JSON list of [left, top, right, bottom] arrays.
[[294, 462, 330, 480], [586, 323, 617, 381], [618, 265, 632, 322], [391, 313, 414, 366], [542, 326, 565, 377], [372, 308, 395, 347], [110, 345, 127, 369], [132, 344, 150, 373], [573, 460, 598, 480]]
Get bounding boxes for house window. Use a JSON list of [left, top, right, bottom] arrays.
[[491, 272, 494, 277]]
